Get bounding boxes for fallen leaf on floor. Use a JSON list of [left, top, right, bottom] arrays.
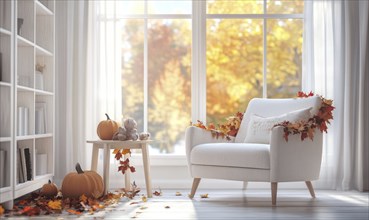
[[153, 189, 162, 196], [139, 206, 148, 210], [175, 192, 182, 196], [20, 206, 41, 216], [165, 206, 170, 209], [141, 195, 147, 202], [130, 202, 139, 205], [79, 194, 87, 203], [48, 200, 62, 210], [5, 188, 139, 216], [67, 209, 82, 215], [0, 205, 4, 215], [200, 194, 209, 198]]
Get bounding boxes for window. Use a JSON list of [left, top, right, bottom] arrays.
[[101, 1, 192, 154], [206, 0, 304, 124], [99, 0, 303, 155]]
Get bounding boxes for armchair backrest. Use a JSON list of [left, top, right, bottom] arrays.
[[235, 96, 322, 143]]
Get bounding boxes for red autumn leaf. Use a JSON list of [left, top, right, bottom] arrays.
[[130, 166, 136, 173], [301, 132, 308, 141], [119, 166, 127, 174], [319, 122, 328, 133], [153, 190, 162, 196], [21, 206, 41, 216], [120, 158, 130, 165], [115, 151, 122, 160]]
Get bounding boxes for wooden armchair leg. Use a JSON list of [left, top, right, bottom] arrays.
[[305, 181, 316, 198], [271, 182, 278, 205], [189, 178, 201, 199]]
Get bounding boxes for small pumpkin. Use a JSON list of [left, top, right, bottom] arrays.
[[97, 113, 119, 140], [40, 180, 58, 197], [61, 163, 104, 198]]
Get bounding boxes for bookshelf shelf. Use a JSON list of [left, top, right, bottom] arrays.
[[17, 85, 34, 92], [17, 35, 34, 47], [35, 89, 54, 96], [0, 0, 55, 209], [35, 44, 53, 57], [0, 28, 12, 36], [0, 137, 12, 142], [0, 81, 11, 87], [35, 1, 53, 16]]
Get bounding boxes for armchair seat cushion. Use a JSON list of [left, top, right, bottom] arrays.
[[190, 143, 270, 169]]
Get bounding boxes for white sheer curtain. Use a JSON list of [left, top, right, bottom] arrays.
[[55, 0, 89, 184], [55, 0, 122, 184], [85, 2, 122, 167], [303, 0, 369, 191]]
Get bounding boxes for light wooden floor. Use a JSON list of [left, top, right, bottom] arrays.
[[6, 189, 368, 219], [92, 189, 368, 219]]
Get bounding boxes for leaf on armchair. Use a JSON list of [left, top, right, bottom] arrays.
[[274, 91, 335, 142]]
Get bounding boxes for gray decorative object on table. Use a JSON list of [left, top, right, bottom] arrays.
[[139, 132, 150, 140], [113, 117, 139, 141]]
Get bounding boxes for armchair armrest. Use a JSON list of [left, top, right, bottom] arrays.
[[269, 126, 323, 182], [185, 126, 235, 163]]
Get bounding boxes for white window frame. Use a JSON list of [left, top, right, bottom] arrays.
[[115, 0, 304, 163]]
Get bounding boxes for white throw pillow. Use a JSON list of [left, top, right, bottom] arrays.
[[244, 107, 312, 144]]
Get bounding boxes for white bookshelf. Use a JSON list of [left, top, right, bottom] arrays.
[[0, 0, 55, 209]]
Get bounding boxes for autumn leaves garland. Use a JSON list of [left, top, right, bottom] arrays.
[[275, 91, 335, 141], [191, 112, 244, 141], [192, 91, 335, 142]]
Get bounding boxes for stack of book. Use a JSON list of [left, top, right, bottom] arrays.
[[17, 147, 33, 183]]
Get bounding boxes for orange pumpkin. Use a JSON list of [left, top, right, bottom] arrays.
[[97, 113, 119, 140], [40, 180, 58, 197], [61, 163, 104, 198]]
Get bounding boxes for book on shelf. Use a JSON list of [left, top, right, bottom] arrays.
[[17, 148, 24, 183], [17, 106, 29, 136], [35, 102, 47, 134], [24, 148, 32, 181], [20, 147, 27, 182], [0, 149, 6, 187]]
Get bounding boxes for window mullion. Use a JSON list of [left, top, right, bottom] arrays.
[[192, 0, 207, 123], [143, 0, 148, 132], [263, 0, 267, 98]]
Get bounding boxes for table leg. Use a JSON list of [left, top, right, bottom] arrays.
[[124, 153, 131, 191], [141, 143, 152, 198], [103, 144, 110, 195], [91, 144, 99, 171]]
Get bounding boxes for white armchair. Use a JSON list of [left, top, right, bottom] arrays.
[[185, 96, 323, 205]]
